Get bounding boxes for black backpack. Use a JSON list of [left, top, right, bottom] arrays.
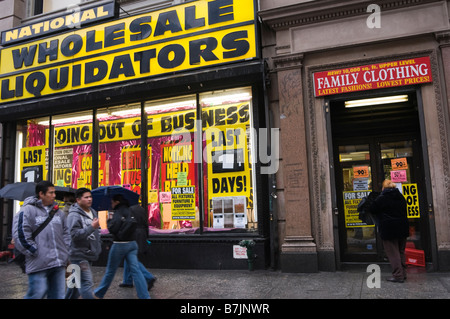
[[116, 210, 137, 241], [357, 192, 379, 226]]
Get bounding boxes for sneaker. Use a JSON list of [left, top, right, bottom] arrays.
[[147, 277, 156, 290], [386, 277, 404, 283]]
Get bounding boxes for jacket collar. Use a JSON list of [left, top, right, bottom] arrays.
[[70, 203, 96, 219]]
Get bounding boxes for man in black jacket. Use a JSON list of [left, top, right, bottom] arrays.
[[119, 204, 156, 290], [94, 194, 150, 299]]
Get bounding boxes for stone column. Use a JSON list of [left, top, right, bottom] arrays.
[[273, 53, 317, 272], [436, 31, 450, 123], [433, 31, 450, 270]]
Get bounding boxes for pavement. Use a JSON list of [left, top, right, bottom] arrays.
[[1, 261, 450, 300]]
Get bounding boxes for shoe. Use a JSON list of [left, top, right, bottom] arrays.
[[119, 283, 134, 288], [147, 278, 156, 290], [386, 277, 404, 283]]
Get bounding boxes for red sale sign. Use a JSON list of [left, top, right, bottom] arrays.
[[313, 57, 432, 97]]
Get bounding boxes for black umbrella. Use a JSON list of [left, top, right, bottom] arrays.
[[0, 183, 77, 201], [54, 186, 77, 201], [0, 182, 36, 201], [91, 186, 140, 211]]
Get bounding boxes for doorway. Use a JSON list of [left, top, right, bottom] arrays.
[[329, 91, 432, 263]]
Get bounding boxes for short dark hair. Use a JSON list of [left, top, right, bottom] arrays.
[[75, 187, 91, 199], [112, 194, 129, 207], [35, 181, 54, 196]]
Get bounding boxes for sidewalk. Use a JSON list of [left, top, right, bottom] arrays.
[[1, 262, 449, 299]]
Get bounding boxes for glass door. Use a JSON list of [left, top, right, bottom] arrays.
[[336, 143, 378, 261], [335, 137, 430, 263], [378, 140, 428, 253]]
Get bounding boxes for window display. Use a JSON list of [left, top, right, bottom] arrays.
[[97, 103, 143, 189], [18, 86, 258, 234], [200, 87, 257, 231], [51, 111, 93, 189], [18, 117, 49, 184], [144, 95, 198, 231]]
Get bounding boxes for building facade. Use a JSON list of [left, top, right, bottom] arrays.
[[0, 0, 274, 270], [1, 0, 449, 273], [260, 0, 450, 271]]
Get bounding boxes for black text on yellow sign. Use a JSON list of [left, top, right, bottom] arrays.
[[402, 183, 420, 218], [205, 124, 251, 198], [20, 145, 47, 183], [171, 186, 196, 220], [0, 0, 257, 104], [51, 103, 250, 147]]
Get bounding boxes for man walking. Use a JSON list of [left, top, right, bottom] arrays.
[[12, 181, 70, 299], [120, 204, 156, 290], [65, 188, 102, 299]]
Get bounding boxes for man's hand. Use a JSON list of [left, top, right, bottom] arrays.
[[92, 218, 100, 229]]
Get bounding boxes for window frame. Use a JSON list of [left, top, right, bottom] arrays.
[[17, 85, 264, 237]]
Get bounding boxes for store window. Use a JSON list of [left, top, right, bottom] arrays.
[[46, 111, 94, 190], [144, 95, 198, 231], [143, 87, 258, 233], [49, 111, 93, 189], [96, 103, 142, 189], [200, 87, 257, 232], [18, 117, 50, 184], [15, 86, 258, 234]]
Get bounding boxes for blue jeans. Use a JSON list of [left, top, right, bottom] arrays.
[[25, 266, 66, 299], [94, 241, 150, 299], [65, 260, 95, 299], [122, 260, 155, 285]]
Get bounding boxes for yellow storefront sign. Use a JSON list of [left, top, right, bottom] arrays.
[[0, 0, 257, 104]]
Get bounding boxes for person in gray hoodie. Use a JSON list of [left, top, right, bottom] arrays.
[[12, 181, 70, 299], [65, 187, 102, 299]]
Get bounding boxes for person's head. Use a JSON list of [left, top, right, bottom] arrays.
[[35, 181, 56, 206], [63, 193, 75, 204], [111, 194, 129, 209], [382, 179, 396, 190], [75, 188, 92, 210]]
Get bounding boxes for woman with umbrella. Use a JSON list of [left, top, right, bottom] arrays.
[[93, 194, 150, 299]]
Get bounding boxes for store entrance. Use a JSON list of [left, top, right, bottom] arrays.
[[329, 92, 431, 263]]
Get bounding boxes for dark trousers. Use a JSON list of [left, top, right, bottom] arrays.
[[383, 237, 407, 279]]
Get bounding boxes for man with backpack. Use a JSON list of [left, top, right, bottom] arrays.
[[120, 204, 156, 290], [94, 194, 150, 299], [12, 181, 70, 299]]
